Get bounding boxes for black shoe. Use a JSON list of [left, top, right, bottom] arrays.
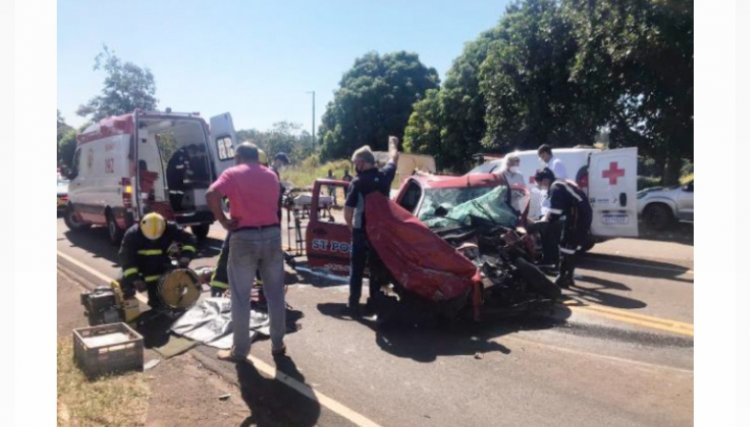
[[555, 275, 574, 289], [346, 303, 361, 318], [363, 298, 378, 315]]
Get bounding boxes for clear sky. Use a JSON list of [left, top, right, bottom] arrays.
[[58, 0, 510, 132]]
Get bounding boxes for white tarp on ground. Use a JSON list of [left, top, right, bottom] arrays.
[[170, 297, 270, 349]]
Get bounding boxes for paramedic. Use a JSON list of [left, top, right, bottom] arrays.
[[533, 168, 592, 289], [344, 137, 399, 317]]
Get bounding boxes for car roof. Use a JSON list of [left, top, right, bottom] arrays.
[[409, 173, 501, 189]]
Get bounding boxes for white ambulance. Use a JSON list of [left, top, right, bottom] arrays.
[[63, 109, 239, 244], [470, 147, 639, 245]]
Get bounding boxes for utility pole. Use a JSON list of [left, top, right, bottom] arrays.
[[306, 90, 316, 150]]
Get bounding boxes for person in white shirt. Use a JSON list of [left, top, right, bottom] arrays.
[[493, 154, 526, 213], [537, 144, 567, 180]]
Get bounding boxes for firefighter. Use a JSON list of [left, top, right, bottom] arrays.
[[118, 212, 197, 308], [533, 168, 592, 288]]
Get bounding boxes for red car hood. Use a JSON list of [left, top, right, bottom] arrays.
[[365, 192, 480, 302]]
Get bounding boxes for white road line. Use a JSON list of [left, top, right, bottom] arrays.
[[56, 250, 382, 427]]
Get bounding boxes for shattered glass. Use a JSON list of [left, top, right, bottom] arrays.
[[421, 185, 519, 230]]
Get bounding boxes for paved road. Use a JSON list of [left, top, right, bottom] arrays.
[[57, 217, 693, 426]]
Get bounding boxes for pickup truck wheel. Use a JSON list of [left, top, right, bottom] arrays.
[[64, 204, 90, 231], [191, 224, 210, 241], [643, 203, 674, 231], [106, 211, 124, 246]]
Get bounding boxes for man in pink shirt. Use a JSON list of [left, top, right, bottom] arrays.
[[206, 142, 286, 362]]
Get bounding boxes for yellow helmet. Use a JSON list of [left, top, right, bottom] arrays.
[[258, 149, 268, 166], [140, 212, 166, 240]]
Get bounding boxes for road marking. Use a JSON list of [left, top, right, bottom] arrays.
[[57, 250, 382, 427], [562, 299, 694, 337], [501, 334, 693, 375]]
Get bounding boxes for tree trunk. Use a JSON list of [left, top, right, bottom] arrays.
[[662, 156, 682, 186]]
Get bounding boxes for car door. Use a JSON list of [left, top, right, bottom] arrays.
[[588, 147, 639, 237], [305, 180, 352, 276], [207, 113, 238, 180], [677, 181, 693, 221]]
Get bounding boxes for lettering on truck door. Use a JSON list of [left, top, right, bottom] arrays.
[[587, 147, 639, 238]]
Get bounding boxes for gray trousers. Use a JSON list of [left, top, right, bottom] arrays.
[[228, 227, 285, 355]]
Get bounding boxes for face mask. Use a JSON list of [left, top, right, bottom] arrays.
[[509, 166, 519, 174]]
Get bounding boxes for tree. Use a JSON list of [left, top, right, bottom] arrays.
[[479, 0, 601, 153], [403, 88, 442, 160], [564, 0, 693, 184], [318, 51, 440, 160], [235, 121, 314, 165], [76, 46, 158, 122], [57, 110, 73, 143], [58, 129, 78, 175]]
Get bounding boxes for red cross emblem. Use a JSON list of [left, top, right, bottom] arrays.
[[602, 161, 625, 185]]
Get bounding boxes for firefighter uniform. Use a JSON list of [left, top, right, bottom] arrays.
[[546, 179, 593, 288], [118, 220, 197, 307]]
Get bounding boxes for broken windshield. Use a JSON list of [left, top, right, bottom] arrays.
[[417, 186, 495, 222]]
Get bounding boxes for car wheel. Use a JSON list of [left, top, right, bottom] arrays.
[[191, 224, 210, 241], [64, 204, 90, 231], [106, 211, 124, 245], [643, 203, 674, 231]]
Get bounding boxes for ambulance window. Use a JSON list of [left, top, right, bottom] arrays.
[[70, 148, 81, 179], [216, 136, 234, 161]]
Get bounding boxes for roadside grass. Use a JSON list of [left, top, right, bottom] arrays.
[[57, 339, 149, 427], [284, 157, 352, 189]]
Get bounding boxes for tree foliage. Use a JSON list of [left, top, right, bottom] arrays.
[[236, 121, 314, 165], [318, 51, 440, 160], [76, 46, 158, 122]]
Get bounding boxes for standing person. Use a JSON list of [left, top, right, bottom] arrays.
[[327, 169, 337, 206], [537, 144, 568, 180], [533, 168, 592, 288], [206, 142, 286, 362], [344, 137, 399, 317], [342, 168, 353, 183], [494, 154, 526, 213]]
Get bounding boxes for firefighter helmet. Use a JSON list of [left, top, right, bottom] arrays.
[[140, 212, 166, 240], [258, 149, 268, 166]]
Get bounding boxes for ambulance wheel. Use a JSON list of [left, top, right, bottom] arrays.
[[64, 204, 90, 231], [643, 203, 674, 231], [191, 224, 210, 241], [106, 210, 124, 246]]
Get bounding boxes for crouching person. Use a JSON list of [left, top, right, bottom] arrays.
[[118, 212, 197, 309]]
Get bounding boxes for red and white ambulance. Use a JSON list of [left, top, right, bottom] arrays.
[[63, 109, 239, 244]]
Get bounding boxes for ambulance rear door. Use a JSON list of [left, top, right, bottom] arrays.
[[207, 113, 238, 179], [587, 147, 639, 238]]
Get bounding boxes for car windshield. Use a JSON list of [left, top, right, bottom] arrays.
[[417, 186, 495, 221]]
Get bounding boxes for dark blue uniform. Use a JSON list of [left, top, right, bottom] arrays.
[[345, 162, 396, 310], [547, 180, 592, 287]]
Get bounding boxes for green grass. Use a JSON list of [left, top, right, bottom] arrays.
[[283, 157, 352, 189], [58, 339, 150, 426]]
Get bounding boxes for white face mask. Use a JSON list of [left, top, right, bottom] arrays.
[[509, 166, 519, 174]]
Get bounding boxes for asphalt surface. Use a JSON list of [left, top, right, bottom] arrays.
[[57, 216, 693, 426]]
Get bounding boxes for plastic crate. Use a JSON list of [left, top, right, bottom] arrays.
[[73, 322, 144, 379]]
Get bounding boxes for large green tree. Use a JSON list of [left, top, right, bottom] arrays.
[[564, 0, 693, 184], [77, 46, 158, 122], [479, 0, 601, 153], [318, 51, 440, 160]]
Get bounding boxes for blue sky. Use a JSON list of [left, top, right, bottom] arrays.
[[58, 0, 510, 132]]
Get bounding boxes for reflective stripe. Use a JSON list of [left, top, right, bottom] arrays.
[[123, 267, 139, 277], [548, 208, 563, 215], [182, 245, 197, 253], [210, 280, 229, 289], [561, 182, 583, 202], [145, 275, 161, 282], [138, 249, 163, 256], [559, 246, 576, 255]]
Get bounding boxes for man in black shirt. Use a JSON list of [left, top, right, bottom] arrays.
[[533, 168, 592, 289], [344, 138, 399, 316]]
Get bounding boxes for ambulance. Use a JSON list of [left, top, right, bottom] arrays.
[[470, 147, 639, 243], [63, 109, 239, 244]]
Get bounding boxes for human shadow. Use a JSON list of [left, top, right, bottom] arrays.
[[565, 276, 648, 309], [236, 354, 320, 427], [317, 301, 571, 363], [580, 253, 693, 283]]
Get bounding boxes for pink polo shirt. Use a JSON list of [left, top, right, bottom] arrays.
[[209, 163, 280, 228]]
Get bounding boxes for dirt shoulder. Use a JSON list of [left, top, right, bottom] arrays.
[[57, 269, 250, 426]]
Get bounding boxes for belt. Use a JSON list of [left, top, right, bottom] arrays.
[[235, 224, 280, 232]]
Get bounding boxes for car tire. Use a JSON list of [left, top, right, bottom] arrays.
[[106, 211, 124, 246], [64, 204, 90, 231], [643, 203, 674, 231], [191, 224, 210, 241]]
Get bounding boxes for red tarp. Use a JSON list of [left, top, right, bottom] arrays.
[[365, 192, 480, 302]]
